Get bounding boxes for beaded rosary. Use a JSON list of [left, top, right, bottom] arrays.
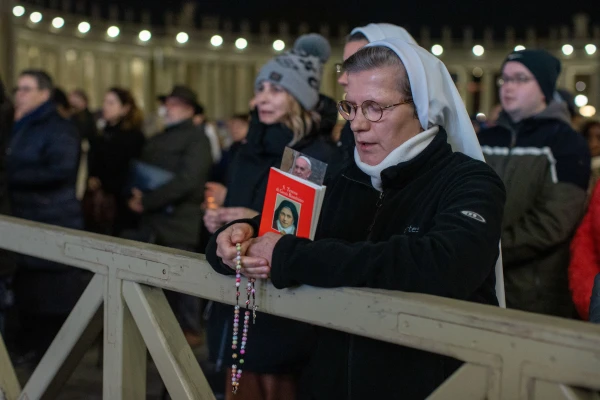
[[231, 243, 257, 394]]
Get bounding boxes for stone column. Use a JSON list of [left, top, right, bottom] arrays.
[[0, 0, 15, 86]]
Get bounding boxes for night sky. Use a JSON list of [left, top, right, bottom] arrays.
[[106, 0, 600, 38]]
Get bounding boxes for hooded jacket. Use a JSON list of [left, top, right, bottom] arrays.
[[207, 128, 505, 399], [478, 101, 590, 317]]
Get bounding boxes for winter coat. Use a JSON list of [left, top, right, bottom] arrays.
[[478, 102, 590, 317], [207, 128, 505, 399], [6, 101, 85, 315], [569, 181, 600, 320], [71, 108, 97, 141], [139, 119, 212, 247], [0, 88, 14, 278], [6, 101, 83, 239], [88, 122, 145, 196], [209, 111, 341, 374]]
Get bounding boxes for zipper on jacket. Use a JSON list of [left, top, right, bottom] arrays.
[[368, 191, 385, 233]]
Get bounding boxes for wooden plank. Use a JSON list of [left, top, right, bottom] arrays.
[[0, 217, 599, 393], [534, 381, 599, 400], [427, 364, 489, 400], [0, 331, 20, 400], [122, 281, 214, 400], [19, 274, 104, 400], [103, 274, 146, 400]]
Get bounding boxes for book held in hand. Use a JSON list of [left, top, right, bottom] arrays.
[[258, 148, 327, 240]]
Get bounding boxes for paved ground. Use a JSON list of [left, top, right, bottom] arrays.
[[14, 341, 213, 399]]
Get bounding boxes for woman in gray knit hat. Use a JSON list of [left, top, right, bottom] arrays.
[[204, 36, 340, 399]]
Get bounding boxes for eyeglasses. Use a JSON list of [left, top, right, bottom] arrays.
[[338, 99, 413, 122], [497, 75, 534, 86], [13, 86, 36, 94]]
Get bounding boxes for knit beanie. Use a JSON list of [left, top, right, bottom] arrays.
[[503, 49, 561, 104], [293, 33, 331, 63], [255, 51, 323, 111]]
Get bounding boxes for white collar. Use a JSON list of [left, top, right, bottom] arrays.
[[276, 220, 296, 235], [354, 126, 439, 191]]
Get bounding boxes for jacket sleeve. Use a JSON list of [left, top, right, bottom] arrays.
[[501, 167, 587, 267], [9, 123, 80, 188], [205, 218, 260, 276], [142, 130, 212, 212], [568, 182, 600, 320], [270, 166, 505, 300]]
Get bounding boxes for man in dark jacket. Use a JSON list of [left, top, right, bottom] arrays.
[[128, 85, 212, 344], [478, 50, 591, 318], [0, 77, 15, 336], [7, 70, 84, 361]]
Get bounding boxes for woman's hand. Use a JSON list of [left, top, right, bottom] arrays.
[[218, 207, 259, 224], [204, 182, 227, 208], [203, 208, 224, 234], [242, 233, 282, 279], [216, 223, 267, 271], [128, 188, 144, 214], [88, 176, 101, 191]]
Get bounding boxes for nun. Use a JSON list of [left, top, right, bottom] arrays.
[[272, 200, 299, 235], [207, 38, 506, 399]]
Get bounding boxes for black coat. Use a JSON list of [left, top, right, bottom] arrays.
[[209, 129, 506, 398], [209, 114, 341, 374], [139, 119, 212, 246], [88, 122, 145, 196], [71, 109, 97, 141], [6, 101, 85, 314], [6, 101, 82, 237]]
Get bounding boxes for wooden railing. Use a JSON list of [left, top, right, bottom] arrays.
[[0, 215, 599, 400]]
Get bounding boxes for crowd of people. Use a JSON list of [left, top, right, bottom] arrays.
[[0, 21, 599, 400]]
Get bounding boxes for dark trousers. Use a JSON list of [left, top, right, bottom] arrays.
[[165, 243, 202, 334]]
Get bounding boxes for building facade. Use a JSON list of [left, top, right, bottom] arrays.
[[1, 0, 599, 120]]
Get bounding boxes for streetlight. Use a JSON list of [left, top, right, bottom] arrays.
[[29, 12, 42, 23], [585, 44, 597, 55], [176, 32, 189, 44], [51, 17, 64, 29], [575, 95, 589, 107], [235, 38, 248, 50], [13, 6, 25, 17], [107, 26, 120, 38], [431, 44, 443, 56], [514, 45, 526, 51], [273, 39, 285, 51], [472, 45, 484, 56], [139, 30, 151, 42], [580, 105, 596, 118], [210, 35, 223, 47], [78, 21, 90, 34], [562, 44, 574, 56]]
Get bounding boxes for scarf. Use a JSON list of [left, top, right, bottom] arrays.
[[276, 219, 296, 235], [354, 126, 439, 191]]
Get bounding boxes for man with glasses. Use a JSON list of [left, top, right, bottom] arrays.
[[478, 50, 590, 318], [6, 69, 84, 364]]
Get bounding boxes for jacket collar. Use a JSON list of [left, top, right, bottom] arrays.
[[164, 118, 194, 133], [344, 127, 452, 191], [12, 101, 56, 135]]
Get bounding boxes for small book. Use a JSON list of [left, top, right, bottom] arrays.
[[126, 161, 175, 194], [258, 148, 327, 240]]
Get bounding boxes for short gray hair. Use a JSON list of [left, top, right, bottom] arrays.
[[343, 46, 417, 117]]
